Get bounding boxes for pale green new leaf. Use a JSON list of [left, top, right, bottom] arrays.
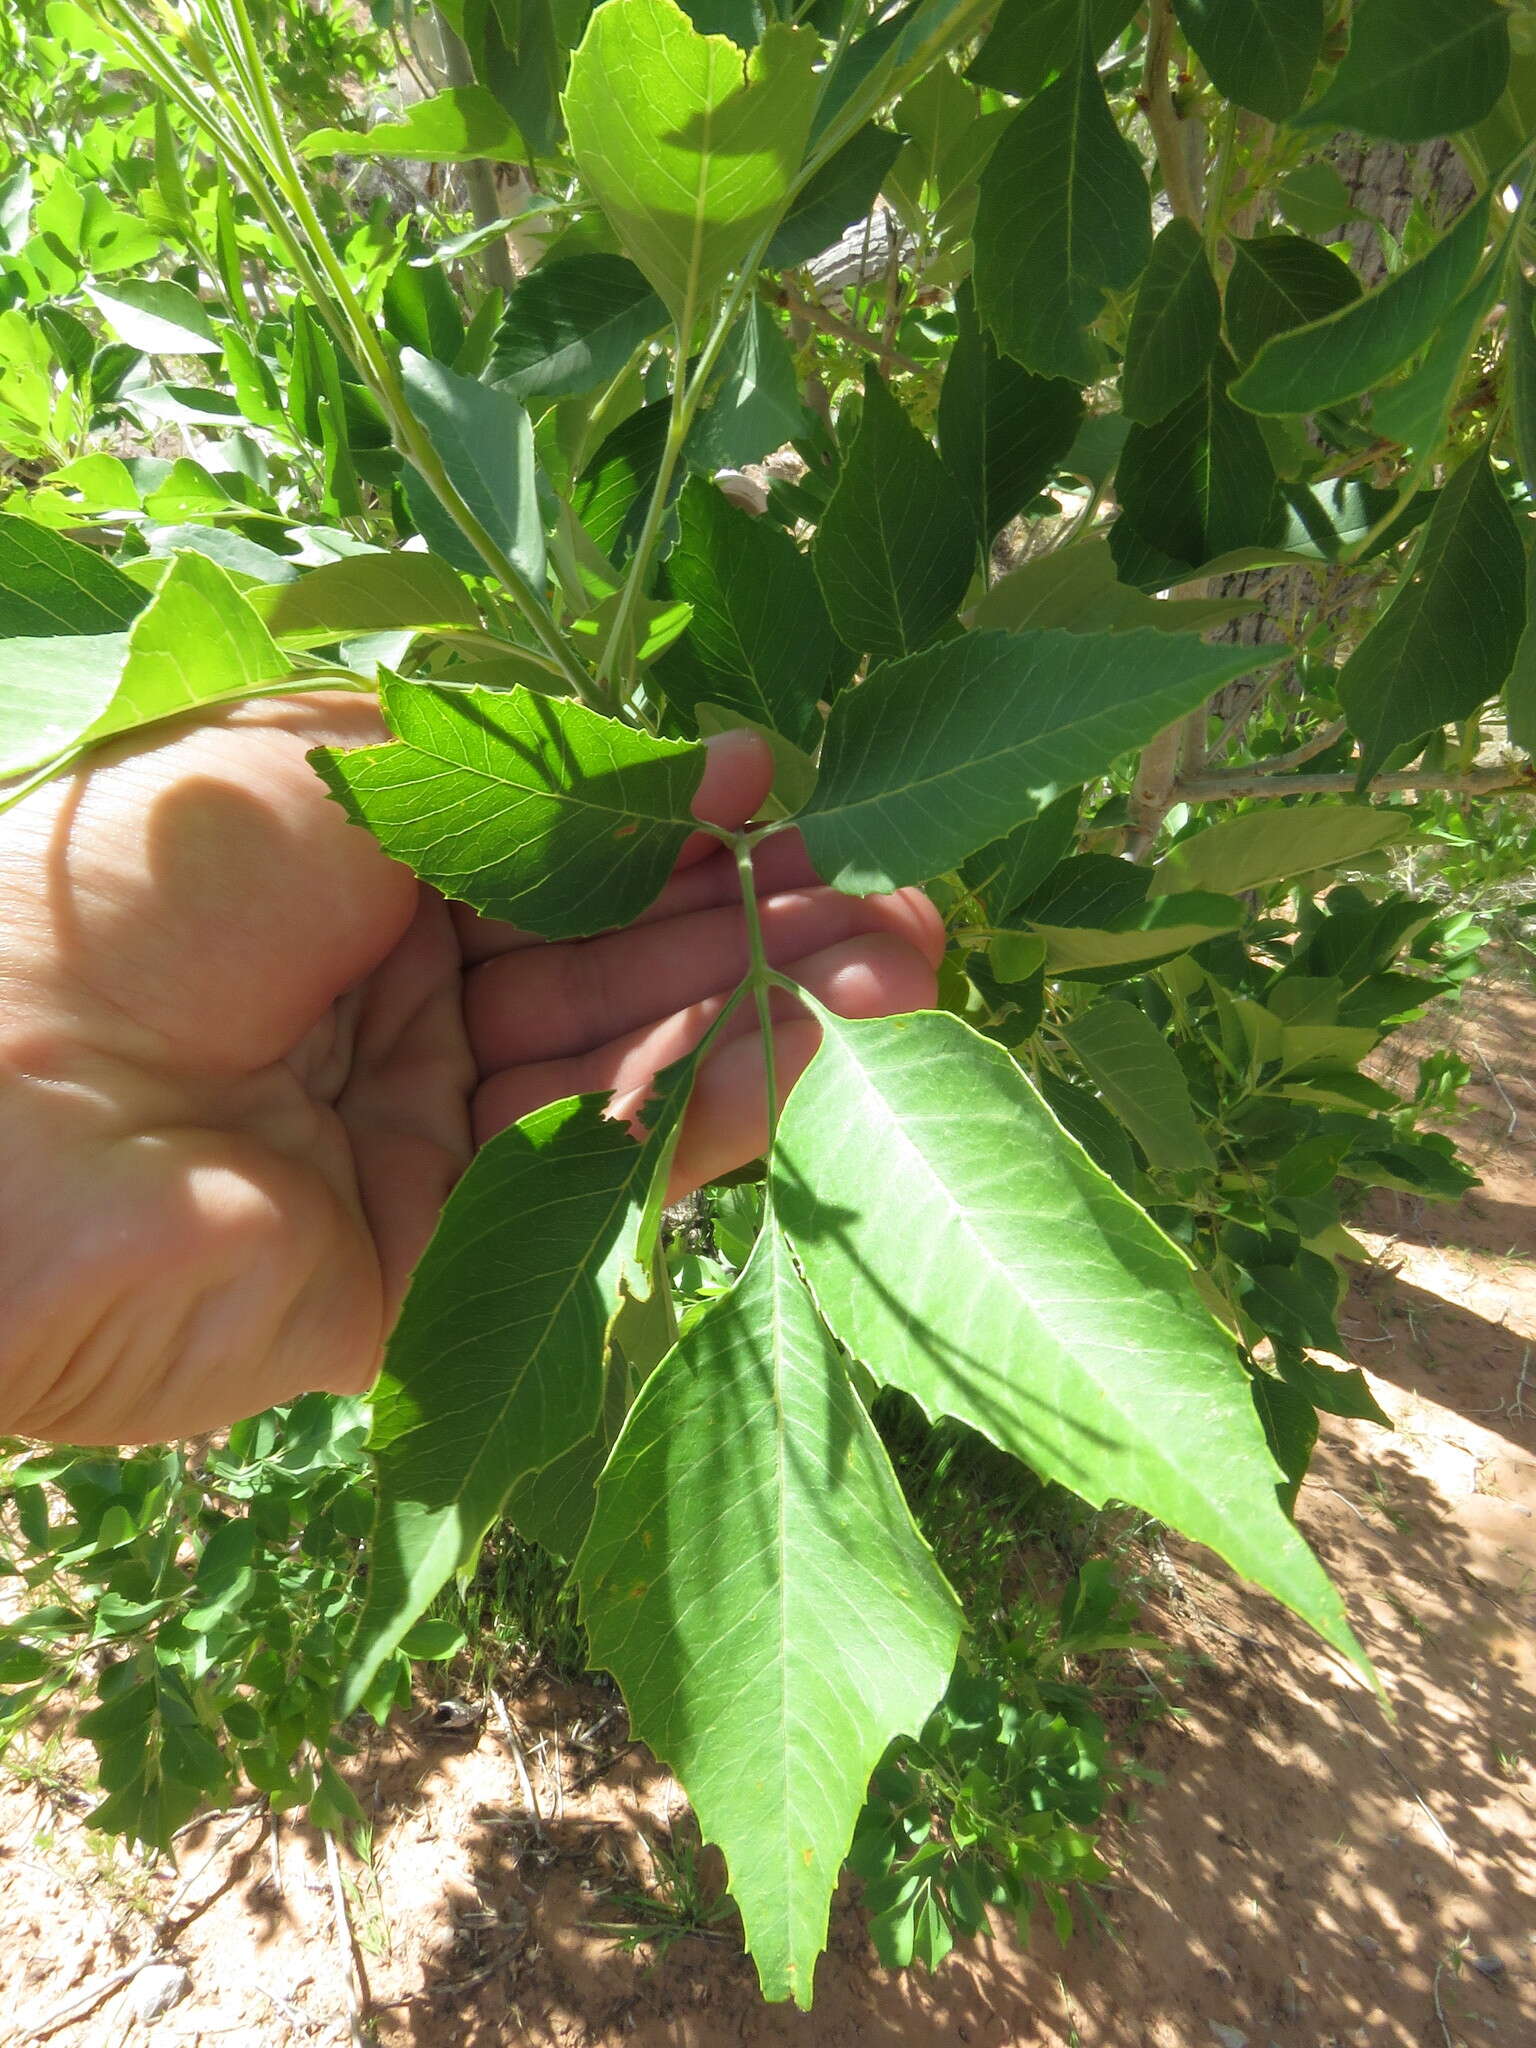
[[343, 1093, 677, 1711], [577, 1225, 961, 2006], [1149, 806, 1416, 897], [1033, 891, 1242, 973], [796, 627, 1274, 894], [1339, 449, 1524, 782], [970, 540, 1254, 636], [1299, 0, 1510, 144], [249, 552, 478, 645], [1229, 196, 1491, 416], [773, 1009, 1369, 1676], [972, 54, 1149, 383], [301, 86, 526, 163], [1062, 998, 1213, 1172], [310, 677, 706, 937], [562, 0, 819, 324]]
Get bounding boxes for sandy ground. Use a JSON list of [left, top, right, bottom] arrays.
[[2, 975, 1533, 2048]]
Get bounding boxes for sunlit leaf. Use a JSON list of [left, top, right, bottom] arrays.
[[773, 1008, 1371, 1677], [310, 677, 705, 937], [578, 1224, 961, 2006]]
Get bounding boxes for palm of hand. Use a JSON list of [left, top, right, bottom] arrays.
[[0, 696, 939, 1443]]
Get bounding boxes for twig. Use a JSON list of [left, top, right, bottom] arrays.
[[323, 1831, 371, 2047], [1433, 1959, 1458, 2048], [1477, 1053, 1520, 1139], [20, 1805, 266, 2041], [158, 1804, 265, 1930], [1512, 1347, 1532, 1422], [21, 1965, 150, 2042], [775, 279, 922, 375], [1343, 1705, 1452, 1852], [370, 1939, 524, 2008], [1176, 765, 1534, 803], [489, 1689, 545, 1838], [1240, 718, 1350, 776]]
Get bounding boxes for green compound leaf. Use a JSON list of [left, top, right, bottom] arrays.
[[1120, 218, 1221, 427], [1061, 997, 1214, 1173], [811, 371, 974, 661], [1339, 448, 1524, 784], [1149, 806, 1415, 897], [772, 1009, 1371, 1679], [343, 1091, 680, 1713], [490, 254, 664, 403], [972, 51, 1149, 383], [562, 0, 819, 325], [1299, 0, 1510, 144], [1230, 194, 1491, 415], [0, 514, 146, 639], [301, 85, 526, 163], [656, 477, 836, 747], [1171, 0, 1324, 121], [399, 350, 544, 586], [1224, 233, 1361, 363], [937, 283, 1085, 543], [310, 677, 706, 938], [577, 1224, 961, 2008], [796, 627, 1272, 896]]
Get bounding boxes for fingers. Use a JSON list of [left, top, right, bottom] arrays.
[[471, 928, 939, 1163], [455, 726, 775, 963], [465, 881, 944, 1068]]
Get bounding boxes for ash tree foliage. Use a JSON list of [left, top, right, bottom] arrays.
[[0, 0, 1532, 2005]]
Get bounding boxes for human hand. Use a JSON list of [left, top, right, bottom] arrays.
[[0, 695, 941, 1443]]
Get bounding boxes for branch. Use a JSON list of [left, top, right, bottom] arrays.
[[1175, 764, 1535, 803], [1141, 0, 1201, 225], [775, 280, 921, 376], [1126, 721, 1183, 856], [1239, 718, 1350, 775], [435, 9, 517, 297]]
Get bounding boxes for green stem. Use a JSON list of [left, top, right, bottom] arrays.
[[108, 0, 601, 711], [734, 831, 782, 1143]]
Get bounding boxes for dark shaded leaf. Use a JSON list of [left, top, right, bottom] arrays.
[[972, 56, 1149, 383], [1300, 0, 1510, 143], [1121, 217, 1221, 426], [938, 283, 1085, 541], [811, 371, 974, 659], [1172, 0, 1324, 121], [656, 477, 834, 745], [1340, 449, 1524, 781], [491, 254, 664, 402], [1225, 233, 1360, 363]]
